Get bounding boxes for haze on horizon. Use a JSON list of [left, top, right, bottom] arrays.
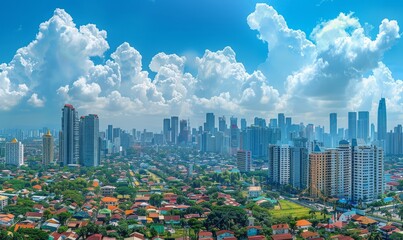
[[0, 0, 402, 131]]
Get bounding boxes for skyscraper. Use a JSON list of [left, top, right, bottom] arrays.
[[5, 138, 24, 166], [171, 116, 179, 145], [348, 112, 357, 140], [241, 118, 247, 131], [377, 98, 387, 142], [107, 125, 113, 142], [80, 114, 100, 167], [230, 117, 239, 153], [218, 116, 227, 132], [163, 118, 171, 144], [329, 113, 337, 137], [60, 104, 79, 166], [42, 130, 54, 166], [278, 113, 285, 142], [178, 119, 189, 144], [205, 113, 215, 133], [357, 111, 369, 142]]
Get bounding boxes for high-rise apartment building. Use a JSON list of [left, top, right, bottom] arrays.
[[60, 104, 79, 166], [42, 130, 54, 166], [171, 116, 179, 145], [79, 114, 100, 167], [237, 150, 251, 172], [352, 145, 383, 203], [268, 145, 290, 185], [5, 138, 24, 166], [309, 142, 352, 200], [377, 98, 387, 142]]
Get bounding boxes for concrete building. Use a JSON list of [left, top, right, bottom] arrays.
[[268, 145, 290, 185], [5, 138, 24, 166], [60, 104, 79, 166], [352, 145, 384, 203], [42, 130, 54, 166], [309, 142, 352, 200], [79, 114, 100, 167], [0, 196, 8, 210], [101, 186, 116, 196], [237, 150, 251, 173]]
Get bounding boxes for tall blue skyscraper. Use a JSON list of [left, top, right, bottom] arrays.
[[348, 112, 357, 140], [60, 104, 79, 166], [107, 125, 113, 141], [241, 118, 247, 131], [219, 116, 227, 132], [358, 111, 369, 142], [377, 98, 387, 142], [163, 118, 171, 144], [330, 113, 337, 137], [205, 113, 215, 133], [80, 114, 100, 167], [171, 116, 179, 145]]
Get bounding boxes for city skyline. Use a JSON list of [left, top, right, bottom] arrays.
[[0, 1, 402, 131]]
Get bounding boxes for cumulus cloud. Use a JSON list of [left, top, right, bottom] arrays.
[[1, 5, 402, 129], [27, 93, 45, 107], [247, 3, 317, 91]]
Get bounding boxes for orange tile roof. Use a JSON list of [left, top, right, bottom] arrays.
[[14, 223, 36, 231], [101, 197, 118, 202], [32, 185, 42, 190], [296, 219, 312, 227]]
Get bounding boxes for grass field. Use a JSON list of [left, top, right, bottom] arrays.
[[269, 200, 323, 220]]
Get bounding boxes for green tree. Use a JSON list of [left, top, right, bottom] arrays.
[[149, 194, 163, 207], [205, 205, 248, 231], [57, 212, 72, 225]]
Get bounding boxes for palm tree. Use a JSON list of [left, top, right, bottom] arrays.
[[368, 230, 382, 240], [321, 208, 329, 220], [309, 209, 317, 220], [398, 207, 403, 221]]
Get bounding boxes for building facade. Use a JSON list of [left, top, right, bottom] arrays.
[[5, 138, 24, 166], [42, 130, 54, 166]]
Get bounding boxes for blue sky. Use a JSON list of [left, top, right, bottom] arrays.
[[0, 0, 402, 131]]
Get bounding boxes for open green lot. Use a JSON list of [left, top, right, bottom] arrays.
[[269, 200, 323, 220]]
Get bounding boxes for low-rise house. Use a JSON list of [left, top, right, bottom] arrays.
[[101, 197, 119, 206], [380, 225, 401, 239], [247, 226, 262, 237], [41, 218, 60, 232], [300, 231, 320, 240], [0, 213, 14, 226], [25, 212, 43, 222], [248, 186, 262, 198], [198, 231, 213, 240], [124, 232, 145, 240], [164, 215, 180, 225], [271, 233, 293, 240], [296, 219, 312, 230], [216, 230, 235, 240], [272, 224, 289, 235]]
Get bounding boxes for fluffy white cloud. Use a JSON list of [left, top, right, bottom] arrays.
[[0, 67, 29, 110], [247, 3, 317, 91], [1, 5, 402, 129], [27, 93, 45, 107]]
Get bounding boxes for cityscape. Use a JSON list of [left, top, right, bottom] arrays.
[[1, 1, 403, 240]]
